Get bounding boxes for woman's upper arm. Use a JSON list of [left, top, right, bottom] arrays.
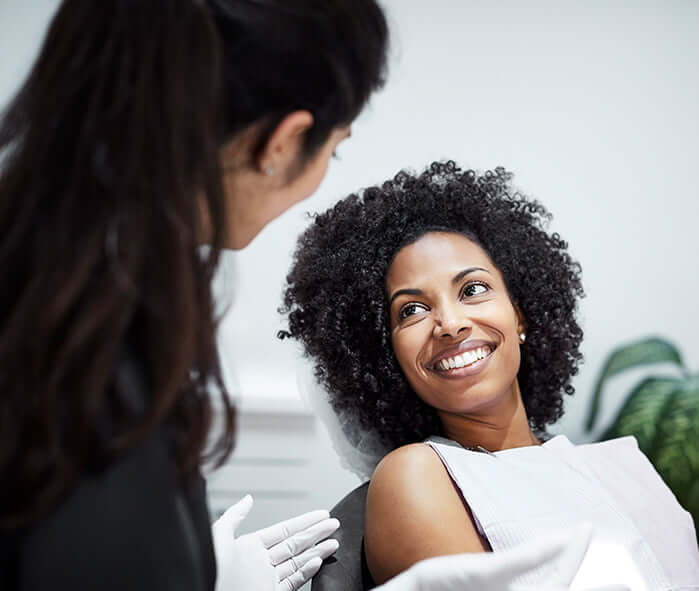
[[364, 443, 487, 585]]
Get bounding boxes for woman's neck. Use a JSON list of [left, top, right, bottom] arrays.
[[437, 381, 539, 452]]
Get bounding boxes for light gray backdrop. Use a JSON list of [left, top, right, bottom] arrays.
[[3, 0, 698, 533]]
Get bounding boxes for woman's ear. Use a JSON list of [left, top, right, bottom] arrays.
[[256, 110, 314, 177], [514, 305, 527, 341]]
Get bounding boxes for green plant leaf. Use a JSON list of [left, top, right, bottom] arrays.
[[601, 376, 682, 454], [647, 378, 699, 523], [584, 337, 685, 432], [684, 479, 699, 536]]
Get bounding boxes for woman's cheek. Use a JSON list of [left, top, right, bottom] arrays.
[[391, 333, 410, 372], [392, 331, 420, 383]]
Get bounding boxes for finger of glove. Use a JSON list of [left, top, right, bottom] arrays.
[[395, 525, 590, 589], [213, 494, 254, 535], [257, 509, 330, 548], [511, 585, 630, 591], [478, 524, 593, 584], [275, 538, 339, 581], [370, 567, 419, 591], [266, 518, 340, 565], [536, 524, 594, 587], [278, 556, 323, 591]]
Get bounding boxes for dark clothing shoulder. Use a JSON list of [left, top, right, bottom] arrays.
[[0, 359, 217, 590], [1, 428, 216, 591]]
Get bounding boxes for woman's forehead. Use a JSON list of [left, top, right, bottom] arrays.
[[385, 232, 497, 291]]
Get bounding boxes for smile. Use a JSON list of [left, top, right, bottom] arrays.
[[434, 345, 494, 371], [433, 345, 495, 372]]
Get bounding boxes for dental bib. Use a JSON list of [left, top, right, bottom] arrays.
[[425, 435, 699, 590]]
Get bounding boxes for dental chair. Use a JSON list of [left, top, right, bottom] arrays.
[[311, 482, 374, 591]]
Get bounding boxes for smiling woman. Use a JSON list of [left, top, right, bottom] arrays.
[[280, 162, 584, 447], [279, 161, 699, 588], [386, 233, 529, 430]]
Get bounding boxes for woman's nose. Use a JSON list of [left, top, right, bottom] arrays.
[[434, 303, 471, 339]]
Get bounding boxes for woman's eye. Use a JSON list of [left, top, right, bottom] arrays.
[[399, 303, 427, 320], [462, 282, 489, 298]]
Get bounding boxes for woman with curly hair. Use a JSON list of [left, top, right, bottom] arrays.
[[280, 161, 699, 588]]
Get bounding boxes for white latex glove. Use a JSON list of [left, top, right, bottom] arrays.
[[374, 525, 630, 591], [212, 494, 340, 591]]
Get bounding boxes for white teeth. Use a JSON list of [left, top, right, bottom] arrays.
[[436, 346, 492, 371]]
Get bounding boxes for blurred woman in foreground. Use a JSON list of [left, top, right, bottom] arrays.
[[0, 1, 386, 589]]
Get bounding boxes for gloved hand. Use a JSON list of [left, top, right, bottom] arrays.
[[212, 494, 340, 591], [374, 525, 630, 591]]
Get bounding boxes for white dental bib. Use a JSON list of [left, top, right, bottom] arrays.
[[425, 435, 699, 590]]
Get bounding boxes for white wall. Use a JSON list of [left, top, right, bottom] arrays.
[[0, 0, 59, 108], [218, 0, 699, 512], [222, 0, 699, 426], [3, 0, 698, 530]]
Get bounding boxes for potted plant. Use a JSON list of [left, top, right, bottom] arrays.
[[584, 336, 698, 538]]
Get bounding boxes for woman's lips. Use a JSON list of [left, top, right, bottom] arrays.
[[429, 346, 495, 379], [428, 339, 496, 370]]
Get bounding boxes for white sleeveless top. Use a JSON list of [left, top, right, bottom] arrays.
[[425, 435, 699, 590]]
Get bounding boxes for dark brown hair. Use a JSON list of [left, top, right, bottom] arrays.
[[0, 0, 387, 528]]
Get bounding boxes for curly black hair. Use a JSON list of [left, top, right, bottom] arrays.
[[279, 161, 584, 450]]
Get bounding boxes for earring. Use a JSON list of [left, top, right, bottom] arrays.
[[264, 166, 275, 176], [519, 332, 526, 344]]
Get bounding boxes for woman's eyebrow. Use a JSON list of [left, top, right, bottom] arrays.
[[452, 267, 489, 284], [389, 267, 490, 305], [389, 288, 423, 305]]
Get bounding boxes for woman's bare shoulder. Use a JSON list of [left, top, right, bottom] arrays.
[[365, 443, 487, 585], [371, 442, 446, 487]]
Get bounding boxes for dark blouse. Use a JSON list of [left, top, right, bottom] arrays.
[[0, 359, 217, 590]]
